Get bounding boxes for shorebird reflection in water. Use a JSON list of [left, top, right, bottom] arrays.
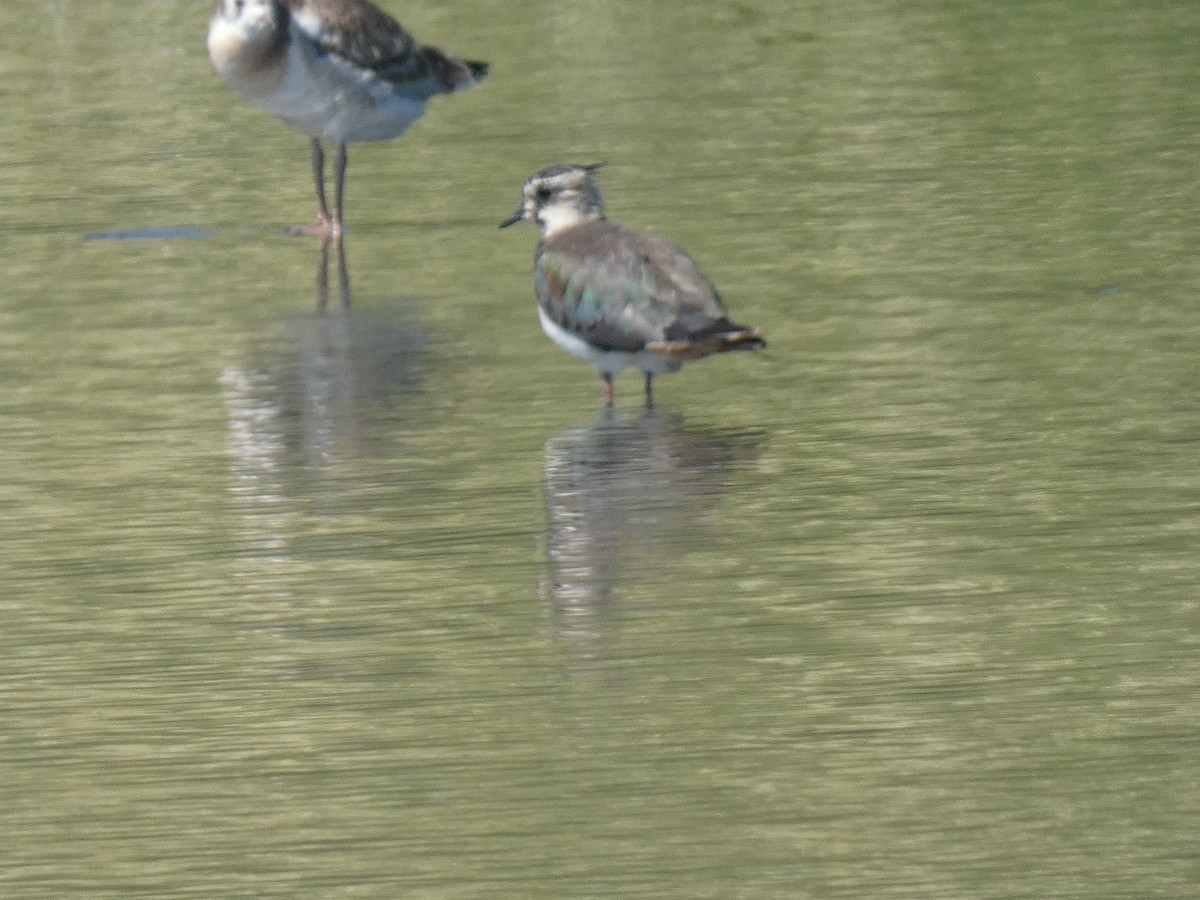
[[316, 233, 352, 311], [501, 164, 765, 407], [207, 0, 488, 239]]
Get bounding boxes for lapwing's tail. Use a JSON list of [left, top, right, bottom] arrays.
[[464, 60, 490, 83], [647, 325, 766, 360], [721, 327, 766, 352]]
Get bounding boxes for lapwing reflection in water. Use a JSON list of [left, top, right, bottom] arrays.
[[541, 406, 763, 662]]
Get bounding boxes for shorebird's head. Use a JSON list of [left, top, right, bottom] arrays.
[[209, 0, 286, 77], [500, 163, 605, 237], [212, 0, 280, 34]]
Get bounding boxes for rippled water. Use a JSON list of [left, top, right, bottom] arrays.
[[2, 1, 1198, 897]]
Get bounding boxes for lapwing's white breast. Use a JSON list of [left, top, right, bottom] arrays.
[[537, 203, 593, 239], [536, 307, 683, 377]]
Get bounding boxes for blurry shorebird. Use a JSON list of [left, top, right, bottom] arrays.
[[500, 164, 765, 407], [207, 0, 487, 239]]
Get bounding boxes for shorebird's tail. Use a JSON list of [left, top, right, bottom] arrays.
[[422, 46, 489, 92]]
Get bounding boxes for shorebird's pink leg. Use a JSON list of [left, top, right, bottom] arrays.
[[286, 138, 338, 239], [311, 138, 331, 227], [331, 143, 348, 238]]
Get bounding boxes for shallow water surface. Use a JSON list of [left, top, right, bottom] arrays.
[[2, 1, 1199, 897]]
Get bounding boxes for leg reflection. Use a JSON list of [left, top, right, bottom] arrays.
[[316, 234, 352, 312]]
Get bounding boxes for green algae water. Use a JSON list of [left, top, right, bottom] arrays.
[[1, 1, 1197, 896]]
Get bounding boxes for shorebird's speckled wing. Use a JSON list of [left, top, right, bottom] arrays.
[[286, 0, 485, 92], [537, 221, 743, 353]]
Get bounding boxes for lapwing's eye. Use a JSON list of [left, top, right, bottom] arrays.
[[535, 185, 552, 203]]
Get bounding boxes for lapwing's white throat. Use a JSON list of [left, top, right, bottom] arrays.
[[208, 0, 487, 240], [501, 164, 765, 407]]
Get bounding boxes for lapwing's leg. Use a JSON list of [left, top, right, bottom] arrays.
[[602, 373, 615, 408], [643, 373, 654, 408]]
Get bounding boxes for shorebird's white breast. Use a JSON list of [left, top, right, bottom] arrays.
[[270, 38, 427, 142], [208, 9, 427, 144]]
